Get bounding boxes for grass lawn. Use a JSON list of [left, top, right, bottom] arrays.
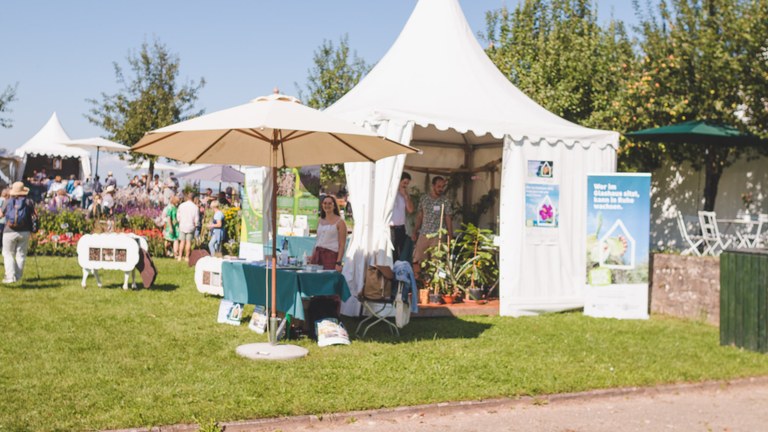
[[2, 256, 768, 431]]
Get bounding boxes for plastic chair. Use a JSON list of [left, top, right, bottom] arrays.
[[698, 211, 732, 256], [676, 211, 703, 256]]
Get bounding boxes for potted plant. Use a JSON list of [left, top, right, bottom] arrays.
[[452, 223, 499, 300], [421, 225, 486, 303]]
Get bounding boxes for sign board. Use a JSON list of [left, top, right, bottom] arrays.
[[585, 173, 651, 319]]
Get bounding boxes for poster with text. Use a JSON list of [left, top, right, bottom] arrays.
[[239, 167, 267, 260], [585, 173, 651, 319], [525, 183, 559, 228]]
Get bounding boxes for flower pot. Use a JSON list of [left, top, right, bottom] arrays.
[[442, 294, 455, 304], [419, 289, 430, 304], [468, 288, 483, 301], [428, 293, 443, 304]]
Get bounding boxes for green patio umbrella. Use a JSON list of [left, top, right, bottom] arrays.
[[625, 120, 766, 211], [625, 120, 764, 146]]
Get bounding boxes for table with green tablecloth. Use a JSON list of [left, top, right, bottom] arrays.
[[221, 261, 351, 321]]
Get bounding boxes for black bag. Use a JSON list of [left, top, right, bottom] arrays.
[[307, 296, 341, 340]]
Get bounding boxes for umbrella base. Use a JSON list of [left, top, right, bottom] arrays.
[[235, 342, 308, 361]]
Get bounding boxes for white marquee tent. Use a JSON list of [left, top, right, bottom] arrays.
[[14, 113, 91, 180], [327, 0, 619, 316]]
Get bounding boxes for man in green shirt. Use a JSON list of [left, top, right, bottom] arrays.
[[411, 176, 453, 277]]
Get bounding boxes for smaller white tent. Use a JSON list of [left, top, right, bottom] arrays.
[[14, 113, 91, 180]]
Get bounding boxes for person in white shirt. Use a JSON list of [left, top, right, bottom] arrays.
[[176, 192, 200, 262], [310, 195, 348, 271], [391, 171, 414, 261]]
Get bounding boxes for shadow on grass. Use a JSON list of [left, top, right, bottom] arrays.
[[343, 316, 493, 343]]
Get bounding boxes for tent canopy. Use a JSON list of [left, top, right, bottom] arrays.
[[13, 113, 91, 179], [327, 0, 617, 148]]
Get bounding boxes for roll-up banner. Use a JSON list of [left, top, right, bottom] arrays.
[[585, 173, 651, 319]]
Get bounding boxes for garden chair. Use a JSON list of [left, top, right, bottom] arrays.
[[736, 213, 767, 249], [356, 265, 410, 338], [676, 211, 703, 256], [698, 211, 732, 256]]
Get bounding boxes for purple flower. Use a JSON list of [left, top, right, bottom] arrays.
[[539, 204, 553, 221]]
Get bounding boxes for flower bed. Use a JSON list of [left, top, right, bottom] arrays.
[[29, 203, 242, 257]]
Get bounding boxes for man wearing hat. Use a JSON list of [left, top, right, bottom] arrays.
[[105, 171, 117, 189], [102, 185, 116, 215], [0, 182, 37, 283]]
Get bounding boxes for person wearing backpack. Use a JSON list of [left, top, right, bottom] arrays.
[[0, 182, 37, 283]]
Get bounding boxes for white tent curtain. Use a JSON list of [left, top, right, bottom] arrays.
[[341, 119, 414, 316], [499, 136, 617, 316]]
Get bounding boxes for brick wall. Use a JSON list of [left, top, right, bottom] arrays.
[[650, 253, 720, 325]]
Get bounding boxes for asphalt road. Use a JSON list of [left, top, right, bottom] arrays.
[[133, 376, 768, 432]]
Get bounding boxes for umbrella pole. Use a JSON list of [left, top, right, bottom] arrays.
[[269, 140, 279, 344]]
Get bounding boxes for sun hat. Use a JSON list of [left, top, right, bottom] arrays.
[[210, 200, 219, 208], [105, 185, 115, 193], [108, 171, 113, 176], [9, 181, 29, 196]]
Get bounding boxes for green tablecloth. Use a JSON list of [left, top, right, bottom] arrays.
[[221, 261, 351, 321]]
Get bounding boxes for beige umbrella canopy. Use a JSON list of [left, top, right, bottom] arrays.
[[133, 94, 416, 166], [133, 93, 418, 357], [63, 137, 131, 179]]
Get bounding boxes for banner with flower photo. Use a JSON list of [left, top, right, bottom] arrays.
[[585, 173, 651, 320], [525, 183, 559, 228]]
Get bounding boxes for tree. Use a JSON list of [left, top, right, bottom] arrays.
[[86, 39, 205, 182], [0, 83, 18, 128], [296, 35, 370, 190], [620, 0, 768, 211], [482, 0, 636, 131]]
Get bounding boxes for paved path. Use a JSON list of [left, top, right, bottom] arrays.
[[115, 376, 768, 431]]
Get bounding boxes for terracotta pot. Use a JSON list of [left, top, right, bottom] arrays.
[[442, 294, 455, 304], [419, 289, 430, 304]]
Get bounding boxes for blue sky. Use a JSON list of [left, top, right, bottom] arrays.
[[0, 0, 636, 180]]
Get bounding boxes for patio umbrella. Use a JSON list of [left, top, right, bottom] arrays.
[[175, 164, 245, 184], [624, 120, 766, 211], [133, 93, 419, 358], [63, 137, 131, 179], [624, 120, 764, 146]]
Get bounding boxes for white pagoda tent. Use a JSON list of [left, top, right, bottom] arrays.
[[328, 0, 619, 316], [14, 113, 91, 180]]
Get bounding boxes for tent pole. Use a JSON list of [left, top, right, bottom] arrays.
[[95, 147, 101, 179]]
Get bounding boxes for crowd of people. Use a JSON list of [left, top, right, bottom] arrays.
[[160, 190, 230, 260]]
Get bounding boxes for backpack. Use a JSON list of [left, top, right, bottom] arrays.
[[6, 197, 35, 232]]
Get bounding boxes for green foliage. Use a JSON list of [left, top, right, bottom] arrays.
[[483, 0, 636, 130], [296, 34, 370, 191], [0, 83, 18, 128], [86, 38, 206, 177], [3, 268, 768, 431], [453, 223, 499, 290], [421, 224, 499, 295], [36, 207, 93, 235], [618, 0, 768, 210]]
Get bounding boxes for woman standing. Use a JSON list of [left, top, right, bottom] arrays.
[[208, 200, 225, 256], [310, 195, 347, 271], [163, 196, 180, 258]]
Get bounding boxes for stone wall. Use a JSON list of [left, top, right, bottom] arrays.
[[650, 253, 720, 325]]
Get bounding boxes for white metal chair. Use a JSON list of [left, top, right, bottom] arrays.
[[738, 214, 767, 249], [676, 211, 703, 256], [698, 211, 732, 256]]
